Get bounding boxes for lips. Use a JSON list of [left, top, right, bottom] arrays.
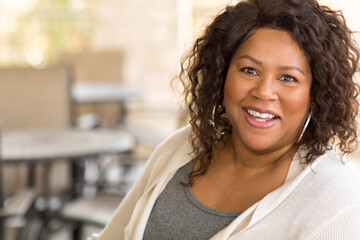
[[242, 107, 280, 129]]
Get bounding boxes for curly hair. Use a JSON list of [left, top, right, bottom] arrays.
[[179, 0, 360, 184]]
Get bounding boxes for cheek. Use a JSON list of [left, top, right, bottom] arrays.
[[224, 82, 240, 112], [224, 83, 237, 102], [224, 76, 248, 103], [281, 88, 311, 118]]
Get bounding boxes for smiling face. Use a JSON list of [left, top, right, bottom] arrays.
[[223, 28, 312, 154]]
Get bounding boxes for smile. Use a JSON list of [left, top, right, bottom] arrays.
[[246, 109, 276, 121], [243, 107, 280, 129]]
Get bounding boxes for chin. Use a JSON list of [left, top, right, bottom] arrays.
[[238, 134, 283, 154], [244, 141, 275, 154]]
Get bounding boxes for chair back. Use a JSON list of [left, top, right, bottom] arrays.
[[0, 66, 74, 130], [60, 50, 123, 82], [60, 51, 124, 126]]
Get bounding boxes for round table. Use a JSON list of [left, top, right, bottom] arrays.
[[1, 128, 135, 163]]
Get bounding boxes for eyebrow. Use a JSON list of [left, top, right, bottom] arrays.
[[237, 55, 306, 76], [237, 55, 262, 66], [279, 66, 306, 76]]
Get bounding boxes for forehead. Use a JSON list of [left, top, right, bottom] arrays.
[[233, 28, 310, 65]]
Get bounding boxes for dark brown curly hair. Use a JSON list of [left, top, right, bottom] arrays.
[[179, 0, 360, 184]]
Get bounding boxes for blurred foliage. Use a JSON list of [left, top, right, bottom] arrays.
[[3, 0, 95, 67]]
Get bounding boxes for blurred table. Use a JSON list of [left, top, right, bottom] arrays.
[[2, 128, 135, 163], [72, 82, 142, 103], [72, 82, 142, 125], [1, 128, 135, 238], [1, 128, 135, 197]]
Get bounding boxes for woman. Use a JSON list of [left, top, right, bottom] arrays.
[[91, 0, 360, 239]]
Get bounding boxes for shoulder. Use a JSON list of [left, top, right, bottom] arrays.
[[148, 124, 193, 167], [140, 125, 194, 188], [270, 150, 360, 237], [301, 151, 360, 238], [311, 150, 360, 199], [152, 124, 193, 154], [295, 149, 360, 212]]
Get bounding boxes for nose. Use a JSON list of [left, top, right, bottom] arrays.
[[250, 75, 277, 101]]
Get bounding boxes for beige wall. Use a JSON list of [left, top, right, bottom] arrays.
[[91, 0, 179, 107], [87, 0, 181, 133]]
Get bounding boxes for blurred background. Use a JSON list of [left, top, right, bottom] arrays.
[[0, 0, 359, 240], [0, 0, 359, 131], [0, 0, 242, 136]]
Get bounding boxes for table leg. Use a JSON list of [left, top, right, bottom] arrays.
[[70, 158, 85, 198], [27, 165, 35, 187], [0, 220, 4, 240], [0, 137, 5, 240], [118, 100, 126, 125]]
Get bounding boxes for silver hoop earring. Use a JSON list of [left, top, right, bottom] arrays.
[[296, 111, 312, 144], [211, 104, 230, 136]]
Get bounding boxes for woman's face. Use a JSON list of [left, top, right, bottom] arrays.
[[223, 28, 312, 154]]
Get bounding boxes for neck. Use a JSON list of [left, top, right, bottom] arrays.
[[215, 134, 298, 174]]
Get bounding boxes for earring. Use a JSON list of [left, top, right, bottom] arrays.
[[219, 112, 229, 135], [211, 104, 223, 127], [211, 103, 230, 135], [296, 111, 312, 144]]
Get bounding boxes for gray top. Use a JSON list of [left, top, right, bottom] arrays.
[[143, 159, 242, 240]]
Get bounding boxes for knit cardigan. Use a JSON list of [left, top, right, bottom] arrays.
[[90, 125, 360, 240]]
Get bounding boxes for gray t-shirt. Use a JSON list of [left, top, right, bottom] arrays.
[[143, 159, 242, 240]]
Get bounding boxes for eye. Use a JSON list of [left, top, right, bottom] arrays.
[[280, 75, 297, 82], [241, 67, 258, 76]]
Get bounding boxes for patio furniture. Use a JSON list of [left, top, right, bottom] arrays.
[[0, 65, 74, 240], [1, 128, 135, 240]]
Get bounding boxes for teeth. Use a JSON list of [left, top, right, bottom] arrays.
[[247, 109, 276, 119]]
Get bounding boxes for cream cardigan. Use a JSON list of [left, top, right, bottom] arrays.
[[90, 125, 360, 240]]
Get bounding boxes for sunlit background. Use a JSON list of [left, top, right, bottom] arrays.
[[0, 0, 237, 137], [0, 0, 359, 131], [0, 0, 360, 239]]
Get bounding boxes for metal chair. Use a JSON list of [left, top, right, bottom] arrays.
[[59, 150, 147, 240], [60, 50, 126, 127]]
